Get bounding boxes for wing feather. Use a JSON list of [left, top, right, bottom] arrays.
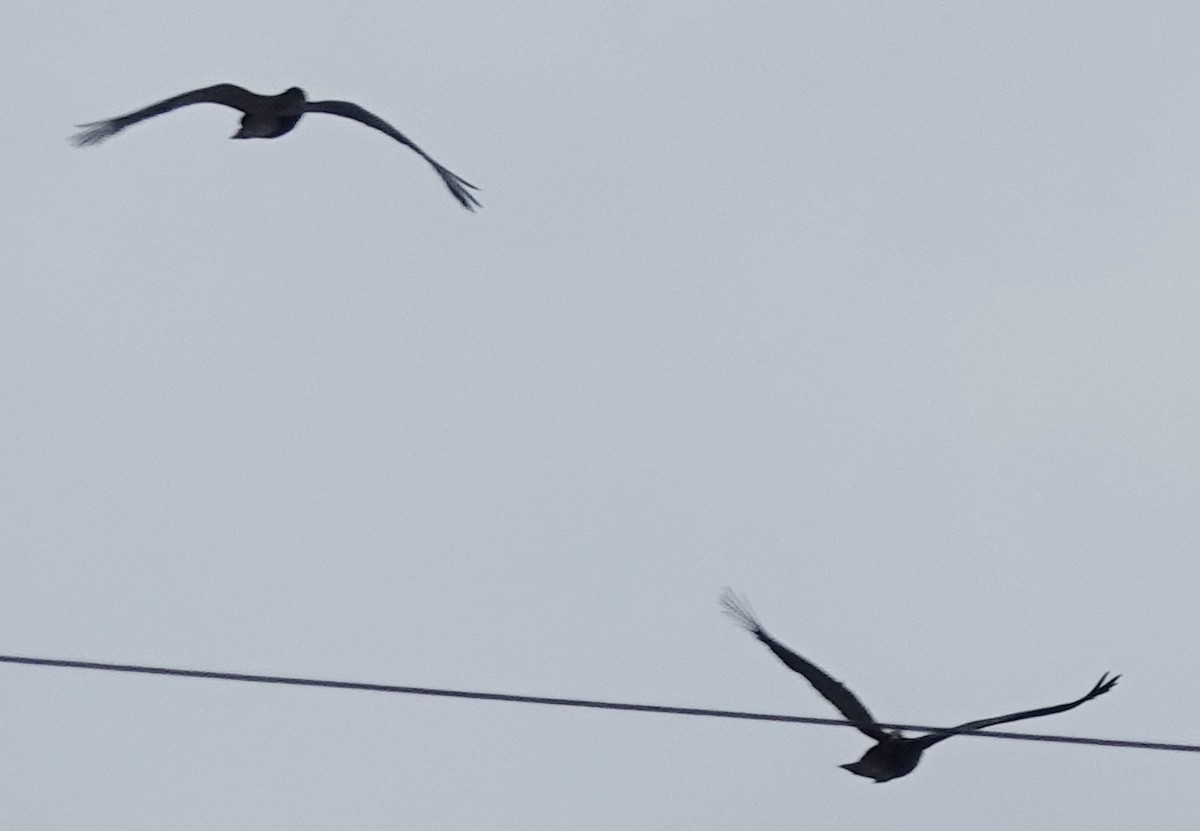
[[71, 84, 270, 146], [720, 589, 890, 742], [305, 99, 480, 210], [913, 673, 1120, 749]]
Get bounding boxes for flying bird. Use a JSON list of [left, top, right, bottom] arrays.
[[719, 589, 1118, 782], [71, 84, 480, 210]]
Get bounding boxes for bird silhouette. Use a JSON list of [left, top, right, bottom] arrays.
[[71, 84, 480, 210], [720, 589, 1118, 782]]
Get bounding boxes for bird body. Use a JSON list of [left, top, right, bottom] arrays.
[[72, 84, 479, 210], [839, 738, 925, 782], [720, 589, 1118, 782], [231, 88, 304, 138]]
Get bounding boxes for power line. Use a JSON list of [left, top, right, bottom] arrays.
[[0, 653, 1191, 754]]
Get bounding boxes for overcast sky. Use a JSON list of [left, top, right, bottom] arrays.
[[3, 2, 1199, 828]]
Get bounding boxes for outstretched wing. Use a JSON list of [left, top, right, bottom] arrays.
[[71, 84, 269, 146], [720, 589, 890, 742], [914, 673, 1120, 750], [304, 99, 480, 211]]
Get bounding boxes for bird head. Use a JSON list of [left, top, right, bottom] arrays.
[[280, 87, 307, 107]]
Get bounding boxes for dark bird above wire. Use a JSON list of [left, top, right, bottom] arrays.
[[719, 589, 1119, 782], [71, 84, 480, 210]]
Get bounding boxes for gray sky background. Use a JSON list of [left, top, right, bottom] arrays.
[[3, 2, 1199, 828]]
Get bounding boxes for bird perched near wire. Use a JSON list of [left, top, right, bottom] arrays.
[[719, 589, 1118, 782], [71, 84, 480, 211]]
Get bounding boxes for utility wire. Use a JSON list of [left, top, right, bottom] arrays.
[[0, 653, 1191, 754]]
